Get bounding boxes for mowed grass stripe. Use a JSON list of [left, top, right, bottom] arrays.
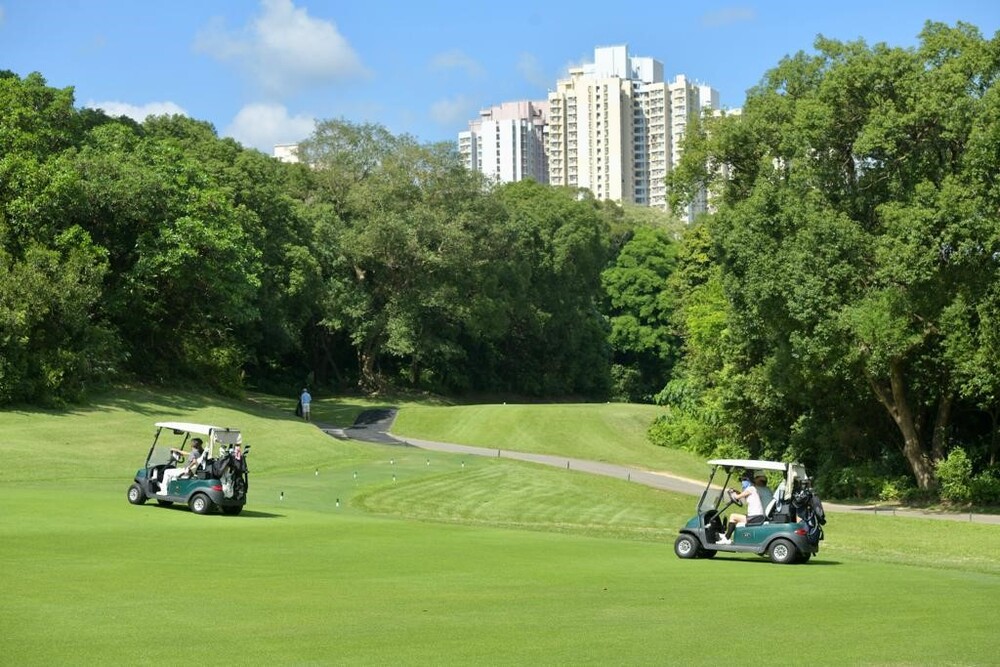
[[354, 461, 689, 538]]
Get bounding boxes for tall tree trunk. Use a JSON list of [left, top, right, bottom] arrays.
[[867, 358, 937, 490], [989, 407, 999, 468], [930, 392, 953, 462], [358, 347, 378, 393]]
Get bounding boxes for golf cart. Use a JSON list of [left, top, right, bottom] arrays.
[[127, 422, 250, 515], [674, 458, 825, 564]]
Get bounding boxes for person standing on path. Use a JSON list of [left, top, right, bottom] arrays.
[[300, 388, 312, 421]]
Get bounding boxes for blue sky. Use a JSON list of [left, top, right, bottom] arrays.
[[2, 1, 998, 153]]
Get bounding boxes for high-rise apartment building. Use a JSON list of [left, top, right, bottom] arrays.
[[547, 45, 718, 218], [459, 101, 548, 184], [456, 45, 720, 220], [666, 74, 721, 219], [547, 46, 641, 204], [273, 143, 300, 164]]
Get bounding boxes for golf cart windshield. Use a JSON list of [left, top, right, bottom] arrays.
[[697, 465, 732, 514]]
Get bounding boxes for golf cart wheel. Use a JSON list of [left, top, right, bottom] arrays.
[[674, 534, 701, 559], [768, 538, 798, 565], [189, 493, 214, 515], [798, 552, 812, 564], [127, 483, 147, 505], [221, 505, 243, 516]]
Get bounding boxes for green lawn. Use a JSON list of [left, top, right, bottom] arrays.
[[392, 402, 709, 481], [1, 387, 998, 665]]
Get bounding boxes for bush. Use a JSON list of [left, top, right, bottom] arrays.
[[878, 476, 914, 503], [817, 463, 884, 500], [646, 408, 739, 457], [936, 448, 974, 503], [610, 364, 644, 403], [971, 468, 1000, 506], [709, 440, 750, 460]]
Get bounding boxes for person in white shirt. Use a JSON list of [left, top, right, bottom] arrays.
[[718, 471, 774, 543], [158, 439, 206, 495]]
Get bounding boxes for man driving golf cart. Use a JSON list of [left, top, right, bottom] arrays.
[[674, 458, 825, 564], [126, 422, 250, 515]]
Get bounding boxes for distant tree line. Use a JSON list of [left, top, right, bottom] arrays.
[[2, 21, 997, 501], [0, 70, 677, 407]]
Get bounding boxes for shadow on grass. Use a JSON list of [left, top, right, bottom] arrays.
[[234, 510, 284, 519], [140, 504, 283, 519], [8, 388, 204, 418], [7, 384, 427, 439], [707, 555, 841, 566]]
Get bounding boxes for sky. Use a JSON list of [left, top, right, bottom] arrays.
[[2, 1, 998, 154]]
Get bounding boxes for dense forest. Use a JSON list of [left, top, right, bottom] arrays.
[[2, 22, 998, 502]]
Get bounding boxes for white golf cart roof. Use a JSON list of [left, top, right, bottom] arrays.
[[707, 459, 795, 472], [155, 422, 241, 446], [707, 458, 811, 492]]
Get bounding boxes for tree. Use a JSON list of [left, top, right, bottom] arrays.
[[494, 181, 612, 397], [67, 115, 264, 388], [669, 22, 1000, 489], [601, 225, 681, 401], [0, 73, 118, 404], [303, 121, 516, 392]]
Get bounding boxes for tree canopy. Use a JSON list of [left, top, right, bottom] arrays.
[[662, 22, 1000, 491]]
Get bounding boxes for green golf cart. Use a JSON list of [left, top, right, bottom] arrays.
[[127, 421, 250, 515], [674, 458, 825, 564]]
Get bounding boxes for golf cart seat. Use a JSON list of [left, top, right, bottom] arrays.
[[193, 449, 211, 478], [765, 481, 791, 522]]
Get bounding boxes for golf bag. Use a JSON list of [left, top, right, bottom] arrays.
[[792, 488, 826, 546], [212, 446, 250, 500]]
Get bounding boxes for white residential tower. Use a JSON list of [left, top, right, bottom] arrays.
[[459, 101, 548, 184]]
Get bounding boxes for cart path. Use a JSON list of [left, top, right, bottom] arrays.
[[319, 409, 1000, 526]]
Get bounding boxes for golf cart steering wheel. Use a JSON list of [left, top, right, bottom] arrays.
[[728, 488, 743, 507]]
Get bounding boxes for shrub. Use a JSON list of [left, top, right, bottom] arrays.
[[936, 448, 973, 503], [971, 468, 1000, 506], [879, 476, 914, 503], [816, 463, 883, 500], [647, 409, 713, 454], [610, 364, 644, 403]]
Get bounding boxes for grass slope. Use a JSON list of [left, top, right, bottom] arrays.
[[1, 388, 998, 665], [392, 402, 708, 481]]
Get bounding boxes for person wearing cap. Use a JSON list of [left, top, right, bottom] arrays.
[[158, 438, 206, 495], [299, 388, 312, 422], [718, 470, 774, 544]]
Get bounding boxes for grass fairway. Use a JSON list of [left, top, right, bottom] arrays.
[[392, 402, 708, 481], [1, 388, 998, 665]]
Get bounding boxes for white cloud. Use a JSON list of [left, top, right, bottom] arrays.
[[559, 55, 590, 80], [516, 52, 550, 89], [0, 6, 6, 26], [85, 100, 188, 121], [429, 95, 474, 126], [429, 50, 485, 78], [224, 102, 315, 152], [194, 0, 369, 97], [701, 6, 756, 27]]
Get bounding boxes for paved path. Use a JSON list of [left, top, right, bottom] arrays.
[[320, 409, 1000, 526]]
